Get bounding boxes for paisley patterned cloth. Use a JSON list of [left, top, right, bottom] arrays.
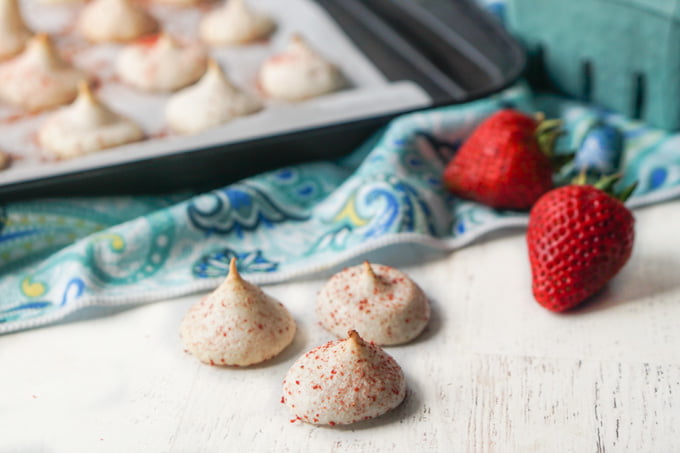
[[1, 84, 679, 333]]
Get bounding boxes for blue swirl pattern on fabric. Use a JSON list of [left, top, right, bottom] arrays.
[[193, 248, 278, 279], [188, 184, 309, 236]]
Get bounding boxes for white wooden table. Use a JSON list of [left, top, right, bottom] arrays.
[[2, 199, 679, 452]]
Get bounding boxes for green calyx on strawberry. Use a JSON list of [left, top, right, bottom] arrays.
[[442, 109, 569, 210], [527, 174, 637, 312]]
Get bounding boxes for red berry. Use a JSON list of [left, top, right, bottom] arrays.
[[442, 109, 557, 210], [527, 184, 635, 311]]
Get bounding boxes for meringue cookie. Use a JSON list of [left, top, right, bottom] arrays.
[[116, 33, 207, 92], [199, 0, 275, 46], [259, 34, 344, 101], [0, 0, 32, 60], [40, 0, 84, 4], [180, 258, 296, 367], [0, 34, 87, 112], [151, 0, 208, 6], [316, 262, 430, 345], [165, 59, 262, 134], [78, 0, 158, 43], [282, 330, 406, 425], [0, 150, 10, 170], [38, 82, 144, 159]]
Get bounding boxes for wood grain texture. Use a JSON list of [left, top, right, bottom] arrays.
[[1, 200, 679, 453]]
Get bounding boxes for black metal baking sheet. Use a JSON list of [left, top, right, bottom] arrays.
[[0, 0, 525, 201]]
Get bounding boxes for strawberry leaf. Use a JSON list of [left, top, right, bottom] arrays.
[[535, 118, 563, 158], [617, 181, 638, 202], [593, 173, 622, 193]]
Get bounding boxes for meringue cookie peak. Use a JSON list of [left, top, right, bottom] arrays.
[[38, 82, 144, 159], [0, 150, 10, 171], [78, 0, 158, 43], [179, 258, 296, 367], [259, 34, 344, 101], [199, 0, 275, 46], [361, 261, 389, 293], [0, 34, 88, 111], [282, 330, 407, 425], [67, 82, 121, 126], [22, 33, 65, 68], [40, 0, 85, 4], [165, 59, 263, 134], [316, 262, 430, 345], [0, 0, 32, 60], [151, 0, 209, 7], [116, 33, 207, 92]]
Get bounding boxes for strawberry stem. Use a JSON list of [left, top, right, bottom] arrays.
[[572, 169, 588, 186]]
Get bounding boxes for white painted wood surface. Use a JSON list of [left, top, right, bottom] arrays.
[[2, 200, 679, 453]]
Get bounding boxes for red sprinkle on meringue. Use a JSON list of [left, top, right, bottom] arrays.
[[282, 330, 406, 425], [316, 262, 430, 345]]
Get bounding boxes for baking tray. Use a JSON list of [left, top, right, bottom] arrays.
[[0, 0, 525, 201]]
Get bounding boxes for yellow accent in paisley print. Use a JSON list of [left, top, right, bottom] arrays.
[[96, 233, 125, 251], [21, 277, 47, 298], [333, 197, 368, 227]]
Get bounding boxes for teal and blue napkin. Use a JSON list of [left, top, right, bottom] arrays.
[[1, 83, 679, 333]]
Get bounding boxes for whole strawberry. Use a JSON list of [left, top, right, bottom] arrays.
[[443, 109, 564, 210], [527, 176, 636, 312]]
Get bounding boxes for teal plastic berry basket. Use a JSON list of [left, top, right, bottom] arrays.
[[506, 0, 680, 130]]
